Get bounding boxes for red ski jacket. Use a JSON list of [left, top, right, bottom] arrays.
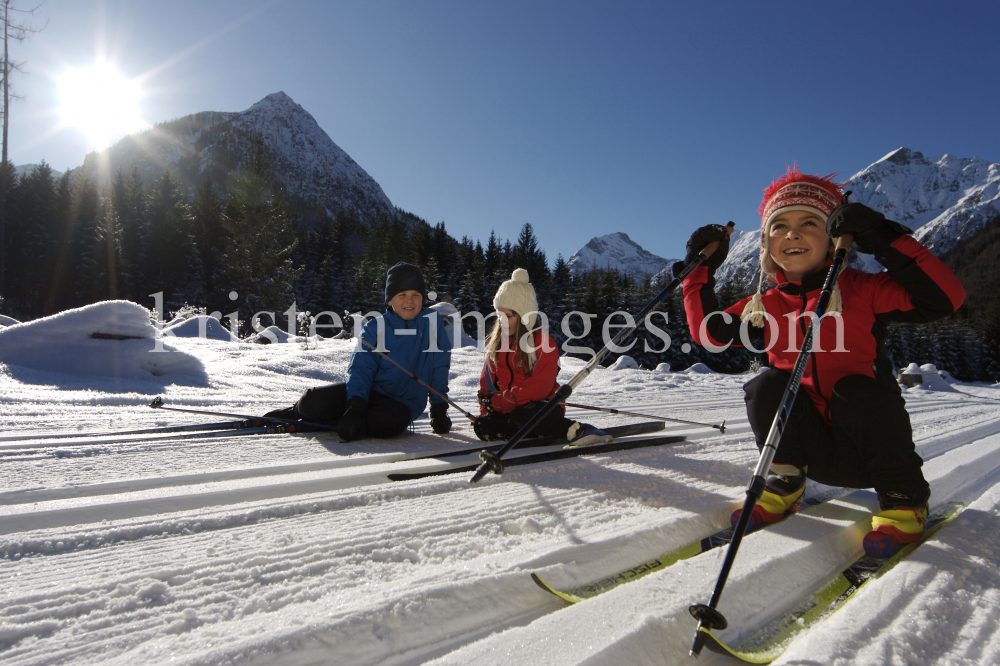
[[478, 330, 561, 415], [683, 235, 965, 419]]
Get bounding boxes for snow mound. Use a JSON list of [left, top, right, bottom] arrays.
[[683, 363, 714, 374], [250, 325, 306, 344], [0, 301, 207, 383], [163, 315, 239, 341], [609, 355, 639, 370], [654, 362, 671, 373], [908, 364, 957, 392], [0, 314, 19, 327], [429, 303, 479, 348], [903, 362, 923, 374]]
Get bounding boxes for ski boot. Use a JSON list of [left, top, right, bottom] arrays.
[[863, 489, 930, 558], [566, 422, 613, 447], [732, 464, 806, 531]]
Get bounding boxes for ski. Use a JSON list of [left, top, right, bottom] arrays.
[[412, 420, 666, 460], [531, 486, 852, 603], [0, 416, 330, 444], [697, 501, 966, 664], [387, 433, 686, 481], [0, 422, 322, 454]]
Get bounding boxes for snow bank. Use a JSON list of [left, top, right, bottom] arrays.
[[0, 301, 206, 383], [0, 314, 19, 327], [610, 356, 639, 371], [163, 315, 239, 341], [249, 325, 306, 344], [655, 362, 671, 373], [682, 363, 713, 374], [429, 302, 480, 348]]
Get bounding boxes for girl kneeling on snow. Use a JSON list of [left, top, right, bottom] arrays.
[[677, 167, 964, 557], [474, 269, 610, 447], [267, 262, 453, 442]]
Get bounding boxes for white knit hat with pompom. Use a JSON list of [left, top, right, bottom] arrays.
[[493, 268, 539, 329]]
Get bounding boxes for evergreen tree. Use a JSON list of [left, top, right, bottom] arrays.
[[146, 170, 191, 308], [220, 133, 302, 330]]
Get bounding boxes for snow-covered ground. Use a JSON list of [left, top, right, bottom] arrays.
[[1, 304, 999, 665]]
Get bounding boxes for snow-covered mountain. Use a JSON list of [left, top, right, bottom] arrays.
[[567, 232, 677, 277], [852, 148, 1000, 255], [14, 163, 63, 180], [80, 92, 394, 223], [714, 148, 1000, 293]]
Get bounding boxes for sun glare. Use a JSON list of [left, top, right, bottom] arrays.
[[57, 60, 147, 149]]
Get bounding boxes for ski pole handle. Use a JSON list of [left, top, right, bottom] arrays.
[[835, 233, 854, 253]]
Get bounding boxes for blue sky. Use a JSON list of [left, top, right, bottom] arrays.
[[9, 0, 999, 263]]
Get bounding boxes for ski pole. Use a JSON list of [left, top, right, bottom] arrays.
[[563, 402, 726, 433], [148, 396, 334, 431], [470, 222, 735, 484], [358, 337, 477, 422], [688, 232, 854, 658]]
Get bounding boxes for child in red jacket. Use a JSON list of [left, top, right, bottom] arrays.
[[678, 167, 965, 557], [475, 269, 611, 447]]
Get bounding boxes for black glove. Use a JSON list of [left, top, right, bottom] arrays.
[[673, 224, 731, 276], [477, 392, 495, 413], [336, 397, 368, 442], [825, 202, 913, 255], [429, 402, 452, 434]]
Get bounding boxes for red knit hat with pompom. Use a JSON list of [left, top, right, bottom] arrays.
[[740, 166, 845, 328], [759, 167, 842, 232]]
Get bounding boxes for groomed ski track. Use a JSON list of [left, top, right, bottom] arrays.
[[2, 340, 1000, 665]]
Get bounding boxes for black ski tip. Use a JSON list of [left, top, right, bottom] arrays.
[[718, 420, 726, 434], [149, 396, 164, 409]]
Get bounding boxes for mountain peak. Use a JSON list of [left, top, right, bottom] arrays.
[[81, 92, 393, 224], [879, 147, 927, 166], [568, 232, 675, 277]]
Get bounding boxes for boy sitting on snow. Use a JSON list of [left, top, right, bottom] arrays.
[[676, 167, 964, 557], [268, 262, 452, 442]]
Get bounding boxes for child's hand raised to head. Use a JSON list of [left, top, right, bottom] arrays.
[[674, 224, 732, 276], [825, 202, 914, 255]]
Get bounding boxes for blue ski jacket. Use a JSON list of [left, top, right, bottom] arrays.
[[345, 307, 452, 421]]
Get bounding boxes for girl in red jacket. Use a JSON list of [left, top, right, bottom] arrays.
[[475, 269, 611, 447], [678, 167, 965, 557]]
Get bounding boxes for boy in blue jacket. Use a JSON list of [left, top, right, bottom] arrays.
[[268, 262, 453, 442]]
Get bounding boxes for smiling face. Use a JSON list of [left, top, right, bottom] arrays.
[[388, 290, 423, 321], [767, 210, 832, 282]]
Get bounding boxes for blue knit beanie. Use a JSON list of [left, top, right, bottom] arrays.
[[385, 262, 427, 303]]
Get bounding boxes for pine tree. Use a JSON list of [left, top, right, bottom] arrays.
[[190, 178, 225, 304], [220, 133, 302, 331]]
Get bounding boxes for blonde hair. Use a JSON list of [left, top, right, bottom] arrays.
[[484, 313, 538, 372]]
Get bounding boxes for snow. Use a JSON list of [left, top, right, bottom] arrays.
[[80, 92, 394, 224], [1, 301, 1000, 665], [609, 355, 639, 370], [567, 232, 679, 278], [0, 301, 206, 383], [0, 314, 20, 327], [163, 315, 239, 342]]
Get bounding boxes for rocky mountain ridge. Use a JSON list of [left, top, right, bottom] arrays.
[[78, 91, 394, 224]]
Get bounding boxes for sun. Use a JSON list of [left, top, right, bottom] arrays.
[[57, 60, 147, 149]]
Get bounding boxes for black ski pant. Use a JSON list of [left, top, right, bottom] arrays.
[[474, 401, 575, 442], [296, 383, 411, 439], [744, 368, 929, 508]]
